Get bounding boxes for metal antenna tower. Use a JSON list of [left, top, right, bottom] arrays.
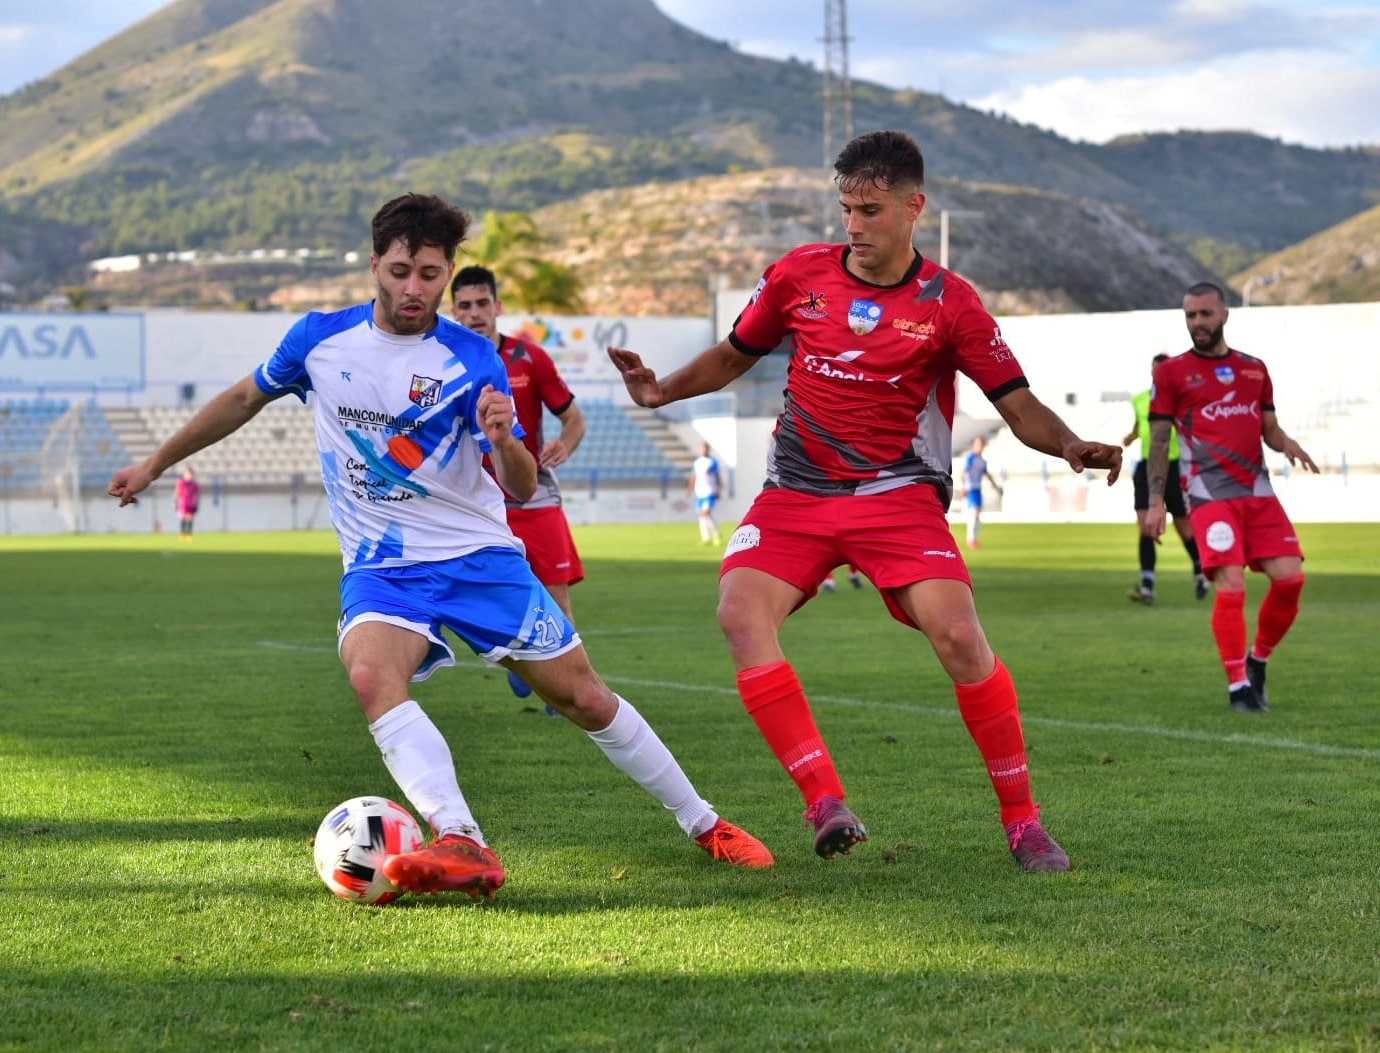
[[821, 0, 853, 167]]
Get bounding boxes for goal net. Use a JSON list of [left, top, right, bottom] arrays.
[[38, 404, 84, 532]]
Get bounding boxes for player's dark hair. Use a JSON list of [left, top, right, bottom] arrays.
[[1185, 281, 1227, 304], [1152, 353, 1170, 364], [451, 264, 499, 301], [834, 130, 925, 194], [371, 193, 470, 260]]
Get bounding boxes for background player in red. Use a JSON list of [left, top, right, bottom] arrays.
[[451, 265, 587, 703], [1144, 282, 1319, 712], [609, 129, 1122, 872]]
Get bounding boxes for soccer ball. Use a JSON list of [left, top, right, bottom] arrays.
[[312, 796, 425, 905]]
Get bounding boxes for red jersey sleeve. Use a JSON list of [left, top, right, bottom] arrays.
[[1149, 359, 1178, 421], [944, 286, 1026, 398], [525, 341, 575, 417], [730, 253, 812, 355]]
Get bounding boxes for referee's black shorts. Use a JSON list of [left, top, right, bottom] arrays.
[[1132, 460, 1187, 517]]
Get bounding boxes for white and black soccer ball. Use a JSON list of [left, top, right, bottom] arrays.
[[313, 796, 425, 905]]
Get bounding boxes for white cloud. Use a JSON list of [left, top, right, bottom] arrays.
[[973, 54, 1380, 148], [3, 1, 1379, 148]]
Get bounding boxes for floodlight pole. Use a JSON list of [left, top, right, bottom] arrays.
[[939, 208, 983, 270]]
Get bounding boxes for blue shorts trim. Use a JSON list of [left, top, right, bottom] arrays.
[[338, 548, 581, 683]]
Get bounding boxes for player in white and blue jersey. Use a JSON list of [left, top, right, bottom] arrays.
[[110, 193, 774, 896]]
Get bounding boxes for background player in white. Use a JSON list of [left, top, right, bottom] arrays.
[[610, 130, 1122, 872], [109, 193, 773, 897], [687, 441, 723, 545], [960, 435, 1003, 549]]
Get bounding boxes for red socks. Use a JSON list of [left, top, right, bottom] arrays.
[[1212, 588, 1249, 684], [1253, 575, 1304, 659], [737, 661, 844, 806], [954, 659, 1035, 827], [740, 656, 1046, 828], [1212, 575, 1304, 681]]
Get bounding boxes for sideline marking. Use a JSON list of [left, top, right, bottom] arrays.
[[257, 642, 1380, 761]]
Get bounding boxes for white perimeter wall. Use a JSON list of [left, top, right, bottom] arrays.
[[3, 298, 1378, 531]]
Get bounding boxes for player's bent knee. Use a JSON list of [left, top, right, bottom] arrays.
[[927, 622, 990, 671]]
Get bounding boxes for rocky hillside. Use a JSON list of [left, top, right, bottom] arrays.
[[136, 166, 1211, 318], [5, 0, 1379, 312], [1231, 201, 1380, 306]]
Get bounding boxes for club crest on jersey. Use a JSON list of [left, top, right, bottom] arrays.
[[1215, 366, 1235, 384], [409, 374, 441, 408], [848, 299, 883, 335], [796, 291, 827, 319]]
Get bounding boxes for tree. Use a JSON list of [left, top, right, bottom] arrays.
[[462, 210, 586, 313]]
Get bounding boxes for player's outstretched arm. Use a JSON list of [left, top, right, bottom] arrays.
[[1263, 411, 1320, 474], [608, 340, 755, 408], [108, 374, 274, 506], [993, 388, 1122, 484]]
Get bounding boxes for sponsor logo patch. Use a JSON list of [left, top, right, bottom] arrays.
[[1205, 520, 1236, 553], [988, 326, 1013, 363], [724, 524, 761, 556], [1201, 391, 1259, 422], [796, 291, 827, 319], [891, 318, 935, 341]]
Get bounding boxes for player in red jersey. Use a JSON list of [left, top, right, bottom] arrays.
[[451, 265, 587, 704], [1145, 282, 1318, 713], [608, 129, 1122, 871]]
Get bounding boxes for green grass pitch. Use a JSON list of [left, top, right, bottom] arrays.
[[1, 521, 1377, 1052]]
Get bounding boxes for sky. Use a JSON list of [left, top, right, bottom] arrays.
[[2, 0, 1379, 149]]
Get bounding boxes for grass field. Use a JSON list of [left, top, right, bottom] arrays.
[[2, 521, 1378, 1052]]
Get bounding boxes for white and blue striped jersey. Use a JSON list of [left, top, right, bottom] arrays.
[[254, 303, 526, 570]]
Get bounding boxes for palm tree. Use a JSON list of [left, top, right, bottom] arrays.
[[463, 210, 586, 313]]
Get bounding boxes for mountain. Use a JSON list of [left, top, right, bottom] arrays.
[[1231, 201, 1380, 306], [2, 0, 1378, 311]]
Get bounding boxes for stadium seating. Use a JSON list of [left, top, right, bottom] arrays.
[[134, 402, 319, 487], [548, 399, 682, 486], [0, 398, 130, 492], [104, 397, 684, 490]]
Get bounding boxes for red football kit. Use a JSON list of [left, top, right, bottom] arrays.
[[1150, 347, 1302, 572], [724, 244, 1029, 618], [731, 243, 1029, 503], [725, 243, 1051, 839], [486, 334, 583, 586]]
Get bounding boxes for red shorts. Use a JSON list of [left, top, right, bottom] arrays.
[[721, 485, 970, 627], [506, 505, 584, 587], [1189, 496, 1303, 572]]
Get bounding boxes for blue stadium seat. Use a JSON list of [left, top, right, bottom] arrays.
[[546, 400, 678, 481]]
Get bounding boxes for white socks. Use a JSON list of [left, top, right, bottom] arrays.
[[368, 699, 484, 845], [587, 696, 717, 838], [368, 696, 718, 845]]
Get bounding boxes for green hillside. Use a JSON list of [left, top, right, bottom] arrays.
[[1, 0, 1378, 308]]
